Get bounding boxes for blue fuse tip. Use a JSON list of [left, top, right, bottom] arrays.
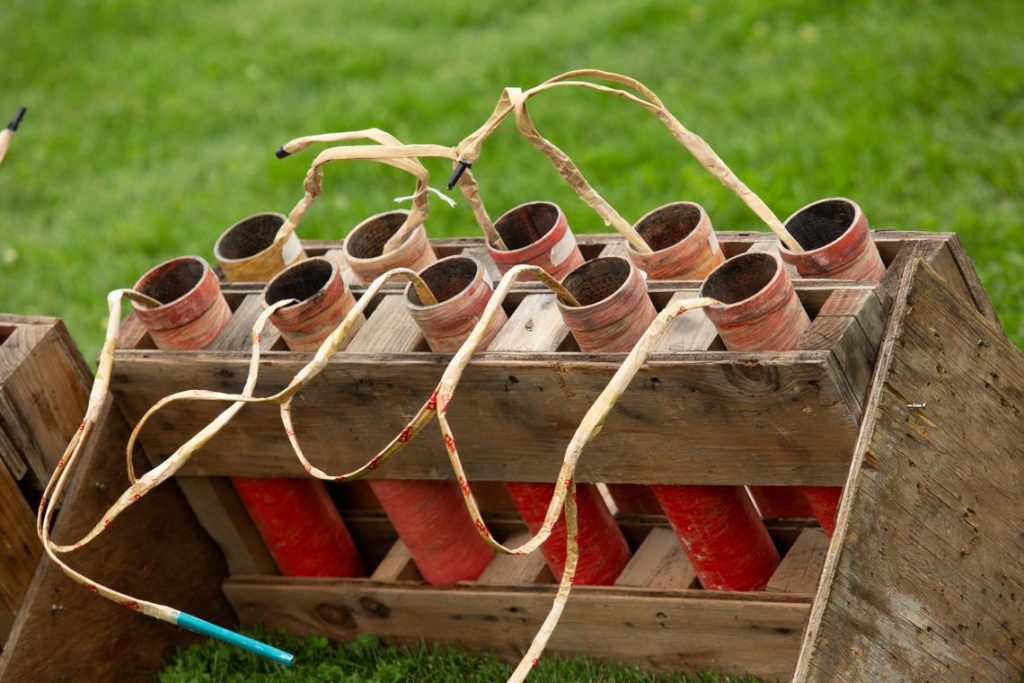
[[177, 611, 295, 666]]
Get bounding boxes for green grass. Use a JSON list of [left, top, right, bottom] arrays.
[[157, 631, 762, 683], [1, 0, 1023, 363]]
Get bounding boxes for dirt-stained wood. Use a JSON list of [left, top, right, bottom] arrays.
[[224, 578, 810, 679], [0, 397, 234, 682], [795, 261, 1024, 681]]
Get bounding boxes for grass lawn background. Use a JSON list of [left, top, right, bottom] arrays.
[[1, 0, 1022, 680], [2, 0, 1022, 362]]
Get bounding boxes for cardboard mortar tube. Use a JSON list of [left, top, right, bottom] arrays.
[[652, 253, 805, 590], [260, 257, 362, 352], [214, 212, 306, 283], [626, 201, 726, 280], [362, 257, 505, 585], [132, 256, 365, 578], [342, 210, 437, 284], [776, 197, 885, 535], [505, 257, 656, 584], [486, 201, 585, 281]]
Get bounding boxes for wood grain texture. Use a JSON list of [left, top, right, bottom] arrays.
[[614, 527, 696, 589], [796, 261, 1024, 681], [224, 578, 810, 679], [766, 528, 828, 595], [477, 530, 553, 585], [369, 540, 421, 583], [347, 295, 424, 353], [488, 294, 569, 353], [210, 295, 281, 353], [0, 459, 38, 642], [0, 398, 234, 682], [113, 350, 861, 486]]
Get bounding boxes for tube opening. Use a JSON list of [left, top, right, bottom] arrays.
[[407, 257, 478, 306], [494, 202, 559, 250], [347, 212, 408, 259], [785, 199, 856, 251], [215, 213, 286, 260], [561, 257, 631, 307], [635, 203, 702, 252], [264, 258, 334, 306], [137, 258, 206, 305], [701, 253, 779, 305]]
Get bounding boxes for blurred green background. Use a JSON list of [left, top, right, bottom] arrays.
[[2, 0, 1022, 362]]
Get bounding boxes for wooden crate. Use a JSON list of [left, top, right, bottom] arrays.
[[0, 317, 234, 681], [8, 229, 1020, 681]]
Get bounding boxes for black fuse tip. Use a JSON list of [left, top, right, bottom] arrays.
[[7, 106, 27, 131], [446, 160, 472, 190], [275, 146, 291, 159]]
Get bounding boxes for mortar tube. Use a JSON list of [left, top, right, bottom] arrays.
[[261, 257, 362, 352], [214, 212, 306, 283], [487, 201, 584, 281], [133, 256, 365, 578], [553, 257, 666, 520], [650, 253, 808, 590], [365, 257, 503, 584], [342, 210, 437, 284], [779, 198, 884, 535], [626, 201, 726, 280]]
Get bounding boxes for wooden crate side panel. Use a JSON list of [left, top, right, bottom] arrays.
[[224, 579, 810, 680], [112, 353, 860, 486], [0, 460, 38, 641], [796, 262, 1024, 681], [0, 398, 234, 682]]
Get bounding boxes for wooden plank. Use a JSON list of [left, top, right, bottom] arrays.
[[796, 261, 1024, 681], [0, 397, 234, 682], [766, 528, 828, 594], [745, 239, 799, 277], [210, 295, 281, 352], [369, 540, 421, 583], [652, 291, 718, 353], [458, 246, 503, 282], [0, 457, 39, 642], [478, 530, 553, 585], [225, 578, 810, 679], [321, 248, 361, 287], [488, 294, 568, 353], [347, 295, 424, 353], [113, 350, 860, 486], [614, 527, 696, 589]]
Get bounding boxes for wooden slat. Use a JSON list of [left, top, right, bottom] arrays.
[[488, 294, 568, 353], [210, 295, 281, 352], [458, 246, 503, 281], [0, 456, 39, 642], [370, 540, 421, 583], [225, 578, 810, 679], [766, 528, 828, 594], [652, 290, 718, 353], [114, 350, 860, 486], [477, 530, 553, 585], [796, 261, 1024, 681], [0, 397, 234, 682], [347, 295, 423, 353], [321, 249, 360, 287], [614, 527, 696, 589]]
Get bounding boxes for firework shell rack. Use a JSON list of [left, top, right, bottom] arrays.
[[2, 230, 1022, 682]]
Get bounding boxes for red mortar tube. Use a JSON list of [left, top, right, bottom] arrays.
[[261, 257, 360, 352], [626, 201, 726, 280], [555, 257, 663, 522], [343, 210, 437, 284], [651, 254, 799, 590], [777, 197, 885, 535], [364, 256, 505, 585], [132, 256, 365, 578], [487, 201, 585, 281]]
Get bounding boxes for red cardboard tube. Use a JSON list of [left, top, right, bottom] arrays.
[[261, 257, 361, 352], [343, 210, 437, 284], [626, 201, 726, 280], [133, 255, 365, 578], [487, 201, 585, 281]]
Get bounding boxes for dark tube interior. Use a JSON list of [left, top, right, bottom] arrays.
[[635, 203, 702, 251], [561, 257, 631, 306], [407, 257, 477, 306], [701, 253, 778, 304], [138, 259, 205, 305], [785, 199, 856, 250], [494, 202, 558, 250], [265, 259, 334, 305], [216, 213, 284, 260], [347, 213, 407, 259]]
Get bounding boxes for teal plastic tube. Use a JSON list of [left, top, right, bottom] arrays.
[[176, 611, 295, 666]]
